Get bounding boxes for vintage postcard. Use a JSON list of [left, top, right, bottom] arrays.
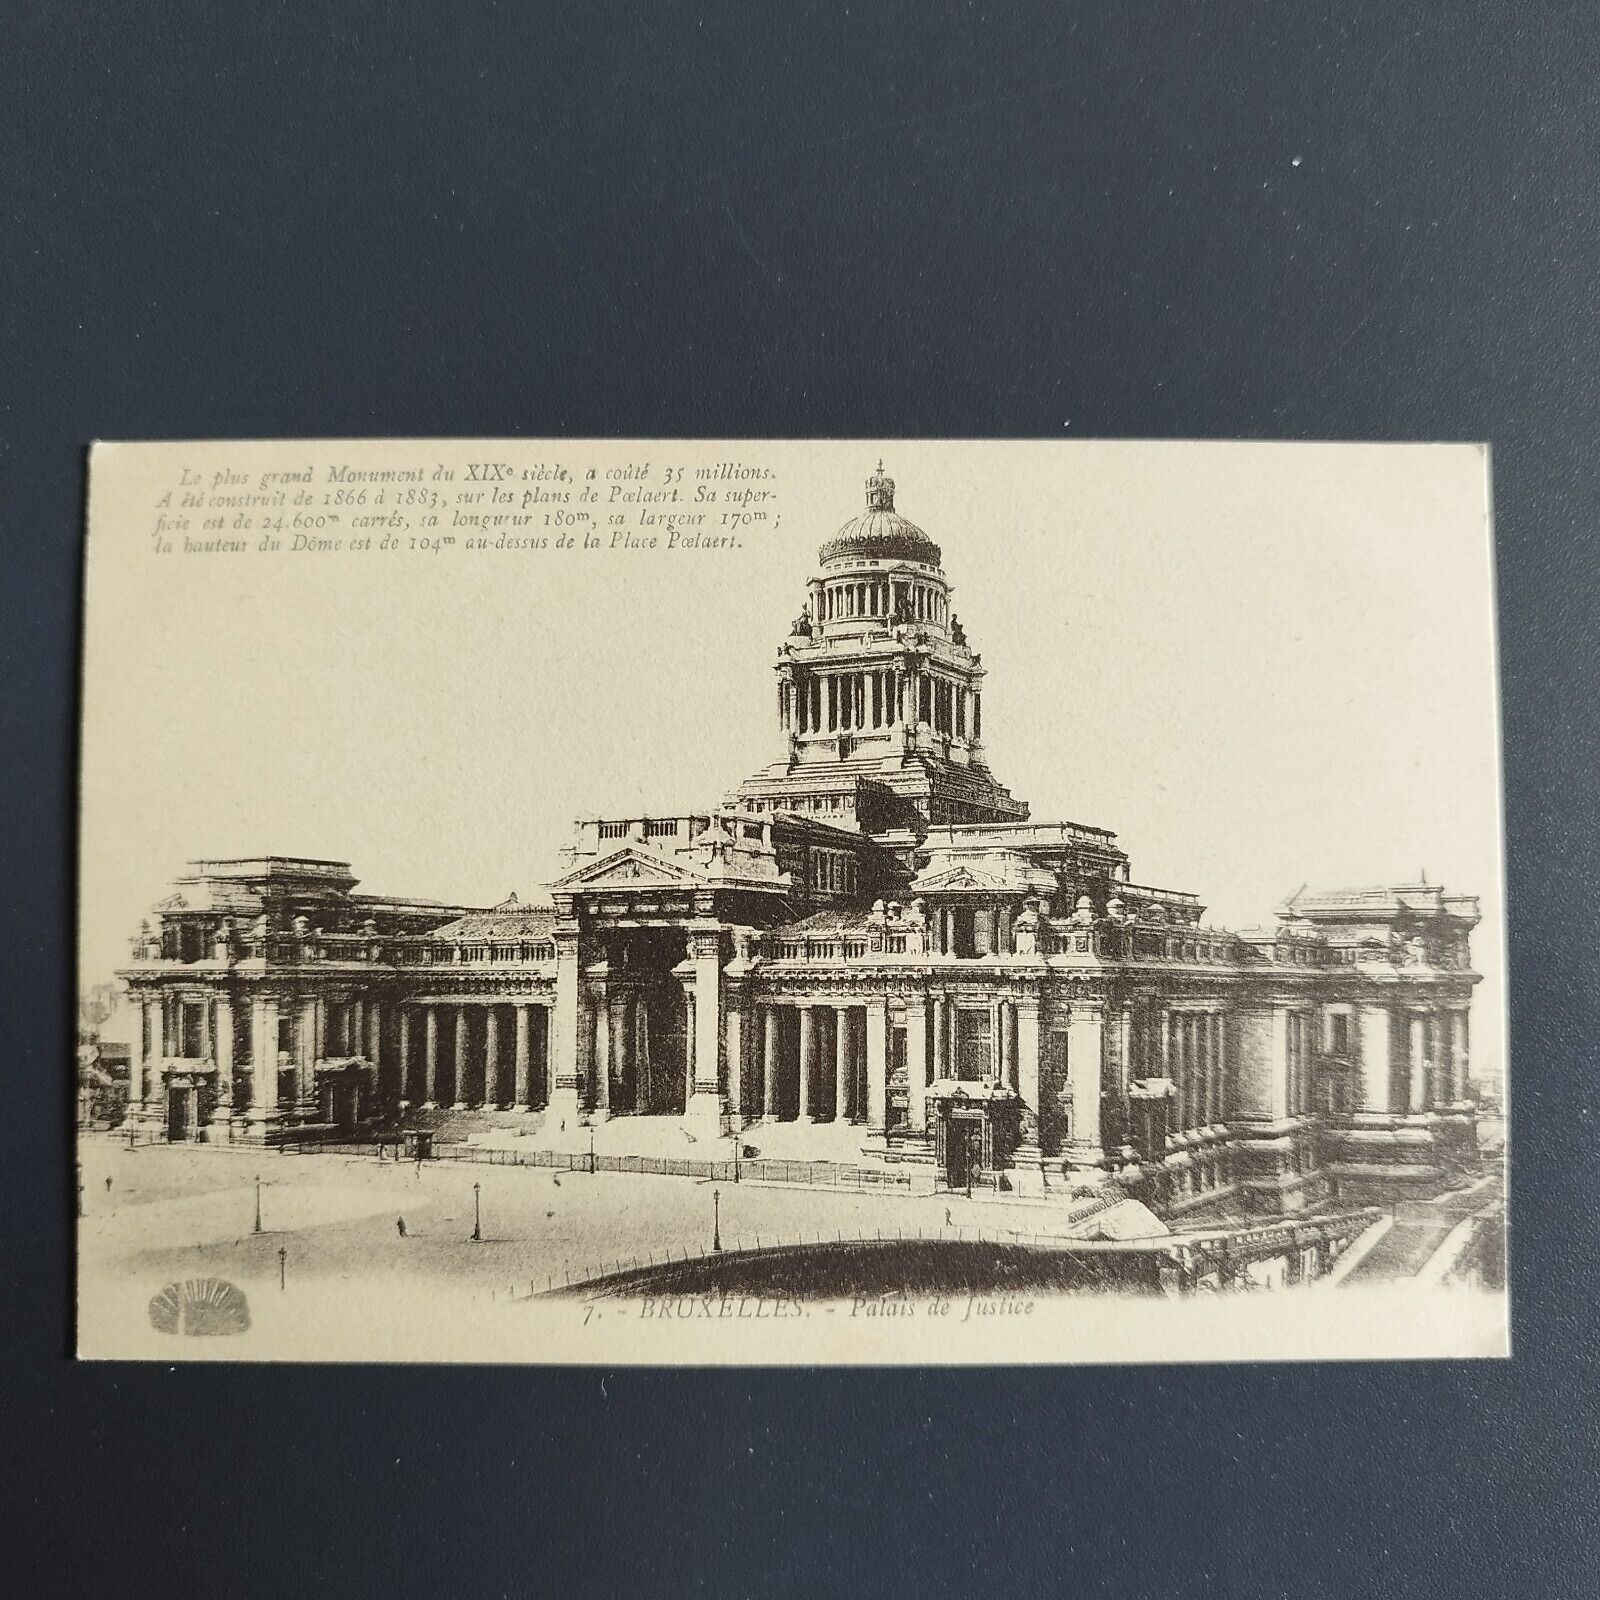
[[76, 438, 1507, 1363]]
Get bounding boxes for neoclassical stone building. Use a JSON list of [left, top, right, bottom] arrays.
[[118, 465, 1482, 1216]]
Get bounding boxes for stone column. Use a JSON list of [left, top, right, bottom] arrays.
[[126, 1000, 149, 1116], [1065, 1004, 1105, 1173], [619, 993, 637, 1110], [549, 928, 583, 1117], [1210, 1013, 1225, 1124], [1190, 1015, 1204, 1126], [250, 996, 279, 1123], [1450, 1008, 1469, 1102], [763, 1006, 780, 1117], [423, 1006, 439, 1106], [905, 994, 927, 1133], [513, 1004, 531, 1107], [297, 997, 318, 1111], [399, 1008, 414, 1103], [797, 1004, 814, 1122], [687, 930, 723, 1130], [834, 1005, 850, 1123], [211, 995, 234, 1130], [932, 995, 948, 1080], [446, 1005, 464, 1108], [726, 998, 745, 1124], [592, 994, 611, 1113], [683, 991, 695, 1111], [1408, 1012, 1427, 1113], [1170, 1014, 1185, 1130], [1015, 998, 1041, 1145], [367, 999, 385, 1103], [866, 998, 888, 1132], [484, 1006, 500, 1107], [1356, 1004, 1392, 1113]]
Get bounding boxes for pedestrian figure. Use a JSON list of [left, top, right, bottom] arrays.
[[945, 1207, 953, 1226], [396, 1217, 407, 1238], [105, 1176, 113, 1193], [415, 1156, 423, 1179], [552, 1172, 561, 1187]]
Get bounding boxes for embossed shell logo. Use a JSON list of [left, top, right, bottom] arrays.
[[148, 1278, 251, 1336]]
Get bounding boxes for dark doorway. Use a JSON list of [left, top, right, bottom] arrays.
[[166, 1085, 194, 1141], [322, 1076, 359, 1130]]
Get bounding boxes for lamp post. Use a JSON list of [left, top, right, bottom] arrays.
[[472, 1181, 482, 1242], [712, 1187, 722, 1253], [253, 1174, 263, 1234], [588, 1124, 596, 1174], [278, 1246, 287, 1291]]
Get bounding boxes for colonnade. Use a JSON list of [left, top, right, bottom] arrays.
[[784, 667, 980, 741], [581, 988, 687, 1116], [1157, 1009, 1228, 1131], [1357, 1003, 1471, 1115], [402, 1001, 551, 1110], [926, 903, 1016, 957], [742, 1000, 888, 1130]]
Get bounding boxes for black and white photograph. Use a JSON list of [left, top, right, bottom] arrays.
[[76, 438, 1506, 1362]]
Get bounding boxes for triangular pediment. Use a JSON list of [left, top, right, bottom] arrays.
[[552, 846, 712, 893], [911, 849, 1056, 895], [920, 866, 986, 891]]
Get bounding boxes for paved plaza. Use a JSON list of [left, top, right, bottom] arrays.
[[76, 1135, 1120, 1304]]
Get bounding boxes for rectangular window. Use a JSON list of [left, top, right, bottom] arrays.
[[180, 1002, 204, 1058]]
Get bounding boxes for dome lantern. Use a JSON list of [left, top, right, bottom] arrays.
[[817, 460, 943, 568]]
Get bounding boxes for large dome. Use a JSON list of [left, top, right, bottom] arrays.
[[818, 464, 942, 567]]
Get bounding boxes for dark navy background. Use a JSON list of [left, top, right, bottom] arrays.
[[5, 4, 1598, 1595]]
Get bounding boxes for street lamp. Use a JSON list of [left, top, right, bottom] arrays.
[[253, 1174, 263, 1234], [588, 1124, 596, 1174], [472, 1181, 482, 1242], [278, 1246, 287, 1291], [713, 1187, 722, 1253]]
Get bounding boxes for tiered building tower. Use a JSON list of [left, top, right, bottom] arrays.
[[730, 462, 1027, 833]]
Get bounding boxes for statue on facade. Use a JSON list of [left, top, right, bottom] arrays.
[[904, 897, 927, 954], [790, 601, 812, 638], [1071, 894, 1096, 927], [1012, 901, 1041, 956], [212, 918, 234, 962], [951, 614, 967, 646]]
